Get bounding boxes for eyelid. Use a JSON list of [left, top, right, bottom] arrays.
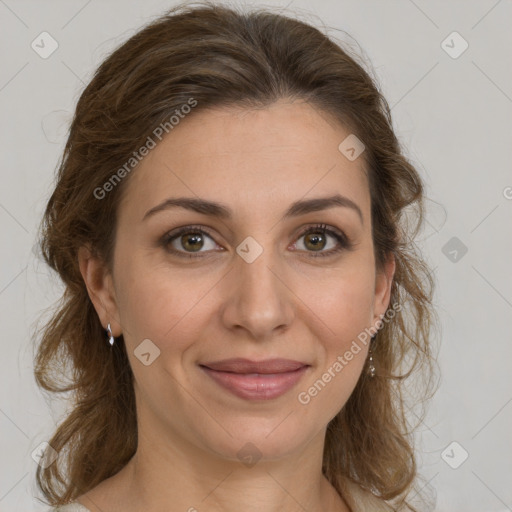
[[161, 223, 353, 258], [293, 223, 353, 258], [161, 224, 221, 257]]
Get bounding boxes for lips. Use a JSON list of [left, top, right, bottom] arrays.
[[200, 358, 307, 374], [199, 358, 310, 400]]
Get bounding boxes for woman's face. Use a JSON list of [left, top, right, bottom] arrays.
[[89, 99, 394, 463]]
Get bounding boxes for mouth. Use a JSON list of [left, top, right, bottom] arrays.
[[198, 358, 310, 401]]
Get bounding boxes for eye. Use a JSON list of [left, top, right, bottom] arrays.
[[162, 224, 220, 258], [292, 223, 353, 258], [161, 223, 353, 259]]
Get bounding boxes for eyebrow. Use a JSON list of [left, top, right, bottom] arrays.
[[142, 193, 363, 224]]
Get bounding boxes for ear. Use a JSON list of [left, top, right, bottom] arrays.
[[78, 244, 122, 337], [372, 252, 396, 328]]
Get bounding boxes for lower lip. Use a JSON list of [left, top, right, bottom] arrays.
[[200, 365, 309, 400]]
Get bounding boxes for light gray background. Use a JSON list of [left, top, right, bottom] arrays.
[[1, 1, 511, 511]]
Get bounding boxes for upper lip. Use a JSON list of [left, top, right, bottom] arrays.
[[199, 358, 309, 374]]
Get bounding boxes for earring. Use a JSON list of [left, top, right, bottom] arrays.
[[106, 322, 115, 346], [367, 335, 376, 378]]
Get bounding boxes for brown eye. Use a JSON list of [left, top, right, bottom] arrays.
[[162, 225, 220, 258], [294, 224, 352, 258], [161, 223, 353, 260], [178, 232, 205, 252], [303, 231, 327, 251]]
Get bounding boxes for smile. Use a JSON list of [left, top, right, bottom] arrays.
[[199, 358, 310, 400]]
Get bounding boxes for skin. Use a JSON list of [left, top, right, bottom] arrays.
[[78, 98, 395, 512]]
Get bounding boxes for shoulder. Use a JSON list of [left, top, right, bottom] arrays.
[[47, 503, 91, 512]]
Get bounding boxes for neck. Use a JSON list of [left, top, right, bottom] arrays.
[[81, 418, 350, 512], [122, 430, 347, 512], [77, 396, 351, 512]]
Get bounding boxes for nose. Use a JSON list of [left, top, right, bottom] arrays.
[[220, 247, 295, 340]]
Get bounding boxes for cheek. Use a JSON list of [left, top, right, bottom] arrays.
[[114, 236, 376, 354], [295, 275, 373, 418], [114, 255, 215, 350], [297, 265, 376, 337], [294, 265, 375, 398]]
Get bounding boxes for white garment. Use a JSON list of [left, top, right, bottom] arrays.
[[342, 478, 398, 511], [49, 504, 91, 512]]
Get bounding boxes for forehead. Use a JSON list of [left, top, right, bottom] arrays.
[[118, 100, 370, 222]]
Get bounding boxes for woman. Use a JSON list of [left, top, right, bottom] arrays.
[[34, 2, 438, 511]]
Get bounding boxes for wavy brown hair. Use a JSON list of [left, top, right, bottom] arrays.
[[34, 2, 439, 510]]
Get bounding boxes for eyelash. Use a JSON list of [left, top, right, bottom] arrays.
[[161, 223, 353, 259]]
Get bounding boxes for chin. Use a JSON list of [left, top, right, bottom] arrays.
[[191, 413, 317, 465]]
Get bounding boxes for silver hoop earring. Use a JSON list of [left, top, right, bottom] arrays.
[[106, 322, 115, 346], [367, 335, 376, 378]]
